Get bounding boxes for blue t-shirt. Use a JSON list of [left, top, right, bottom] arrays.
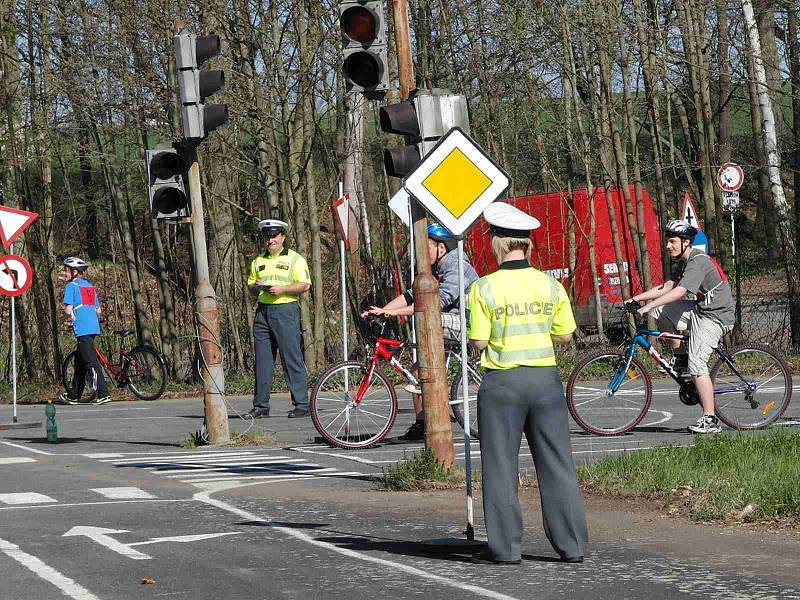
[[63, 278, 101, 337]]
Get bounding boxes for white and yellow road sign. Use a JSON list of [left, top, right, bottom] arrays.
[[403, 128, 510, 236]]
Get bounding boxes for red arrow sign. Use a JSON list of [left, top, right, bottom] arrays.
[[0, 205, 38, 250], [0, 254, 33, 297]]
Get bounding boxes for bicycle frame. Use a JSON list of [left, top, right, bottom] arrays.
[[612, 323, 756, 397], [93, 346, 130, 382]]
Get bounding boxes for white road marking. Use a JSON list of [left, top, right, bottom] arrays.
[[0, 499, 190, 511], [63, 526, 151, 560], [0, 537, 100, 600], [82, 453, 124, 458], [154, 459, 310, 476], [0, 457, 36, 465], [101, 451, 260, 464], [197, 492, 521, 600], [291, 446, 381, 465], [129, 532, 242, 546], [0, 493, 57, 505], [0, 440, 53, 455], [177, 467, 342, 482], [90, 487, 155, 500]]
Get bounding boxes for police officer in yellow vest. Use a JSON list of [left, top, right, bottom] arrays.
[[247, 219, 312, 418], [467, 202, 588, 565]]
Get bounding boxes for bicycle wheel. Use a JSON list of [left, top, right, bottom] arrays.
[[60, 350, 98, 402], [567, 350, 652, 435], [124, 346, 167, 401], [449, 362, 482, 440], [311, 361, 398, 450], [711, 343, 792, 430]]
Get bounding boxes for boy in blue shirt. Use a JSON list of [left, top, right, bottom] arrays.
[[59, 257, 110, 405]]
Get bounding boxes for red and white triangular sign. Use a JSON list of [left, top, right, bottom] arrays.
[[332, 194, 350, 249], [0, 205, 38, 250], [681, 193, 703, 230]]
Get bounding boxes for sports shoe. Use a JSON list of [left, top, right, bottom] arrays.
[[287, 408, 310, 418], [688, 414, 721, 434], [58, 393, 79, 405], [398, 420, 425, 441], [94, 396, 112, 405], [403, 383, 422, 395]]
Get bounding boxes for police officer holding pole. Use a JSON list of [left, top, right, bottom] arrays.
[[467, 202, 587, 565], [247, 219, 312, 419]]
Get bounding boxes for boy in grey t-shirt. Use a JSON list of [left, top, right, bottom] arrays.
[[628, 220, 735, 434]]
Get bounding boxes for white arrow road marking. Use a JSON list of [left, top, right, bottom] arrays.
[[0, 537, 100, 600], [129, 532, 242, 546], [63, 526, 151, 560], [63, 527, 243, 560]]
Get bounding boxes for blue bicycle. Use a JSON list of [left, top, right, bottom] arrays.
[[566, 304, 792, 435]]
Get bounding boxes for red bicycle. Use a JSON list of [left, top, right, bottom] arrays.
[[310, 317, 482, 449], [61, 330, 168, 401]]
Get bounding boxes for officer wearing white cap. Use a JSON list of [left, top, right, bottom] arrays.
[[467, 202, 588, 565], [247, 218, 312, 418]]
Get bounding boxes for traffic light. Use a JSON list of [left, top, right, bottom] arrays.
[[174, 32, 229, 139], [380, 91, 470, 178], [339, 0, 388, 97], [145, 148, 189, 220]]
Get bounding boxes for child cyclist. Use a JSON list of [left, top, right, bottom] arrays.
[[59, 257, 111, 405]]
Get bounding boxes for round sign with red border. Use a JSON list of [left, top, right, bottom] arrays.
[[0, 254, 33, 297], [717, 163, 744, 192]]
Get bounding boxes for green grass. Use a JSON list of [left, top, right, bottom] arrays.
[[381, 448, 465, 491], [578, 429, 800, 524]]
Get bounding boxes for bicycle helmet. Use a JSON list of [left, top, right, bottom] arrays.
[[427, 223, 457, 252], [663, 219, 697, 241], [62, 256, 89, 270]]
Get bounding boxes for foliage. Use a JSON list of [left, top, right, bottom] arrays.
[[381, 448, 464, 491], [578, 429, 800, 524]]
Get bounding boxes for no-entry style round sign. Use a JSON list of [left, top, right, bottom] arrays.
[[717, 163, 744, 192], [0, 254, 33, 297]]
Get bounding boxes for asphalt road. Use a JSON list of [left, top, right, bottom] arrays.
[[1, 385, 799, 600]]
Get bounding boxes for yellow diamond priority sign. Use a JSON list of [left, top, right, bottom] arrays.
[[403, 128, 510, 236]]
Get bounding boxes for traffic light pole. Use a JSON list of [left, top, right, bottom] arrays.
[[390, 0, 454, 469], [186, 145, 230, 444]]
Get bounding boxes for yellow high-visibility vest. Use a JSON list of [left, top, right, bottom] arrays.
[[247, 248, 311, 305], [467, 264, 576, 370]]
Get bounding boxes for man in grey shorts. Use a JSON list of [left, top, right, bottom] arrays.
[[628, 219, 735, 434]]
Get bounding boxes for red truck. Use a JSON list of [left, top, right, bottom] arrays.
[[466, 186, 665, 335]]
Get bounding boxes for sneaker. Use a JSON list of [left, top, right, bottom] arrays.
[[246, 408, 271, 419], [403, 383, 422, 395], [287, 408, 310, 418], [58, 393, 79, 405], [398, 420, 425, 441], [688, 414, 721, 434], [94, 396, 113, 405]]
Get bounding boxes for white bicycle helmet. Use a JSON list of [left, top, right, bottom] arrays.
[[63, 256, 89, 270], [663, 219, 697, 241]]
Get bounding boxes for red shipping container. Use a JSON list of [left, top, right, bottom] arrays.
[[465, 186, 664, 332]]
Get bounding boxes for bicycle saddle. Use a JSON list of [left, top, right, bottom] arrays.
[[114, 329, 134, 338]]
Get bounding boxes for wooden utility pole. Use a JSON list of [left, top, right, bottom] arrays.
[[389, 0, 454, 469], [186, 145, 230, 444]]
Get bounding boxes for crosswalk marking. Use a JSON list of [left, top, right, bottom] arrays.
[[0, 457, 36, 465], [89, 487, 155, 500], [0, 493, 57, 505], [103, 450, 358, 485]]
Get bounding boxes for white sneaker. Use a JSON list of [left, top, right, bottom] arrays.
[[688, 414, 721, 434], [58, 393, 79, 405], [403, 383, 422, 395], [94, 396, 112, 405]]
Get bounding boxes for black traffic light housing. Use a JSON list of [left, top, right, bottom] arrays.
[[339, 1, 388, 97], [145, 147, 190, 220]]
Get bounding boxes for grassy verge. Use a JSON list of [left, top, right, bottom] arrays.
[[381, 448, 465, 491], [578, 429, 800, 525]]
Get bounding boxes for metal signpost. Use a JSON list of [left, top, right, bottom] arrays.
[[0, 205, 40, 431], [332, 187, 350, 365], [717, 163, 744, 330], [403, 127, 511, 542]]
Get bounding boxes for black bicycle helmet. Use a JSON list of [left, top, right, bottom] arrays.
[[663, 219, 697, 241]]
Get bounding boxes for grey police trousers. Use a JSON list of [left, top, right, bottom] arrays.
[[478, 366, 588, 561], [252, 302, 309, 411]]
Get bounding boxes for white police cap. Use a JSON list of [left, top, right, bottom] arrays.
[[258, 219, 288, 232], [483, 202, 540, 238]]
